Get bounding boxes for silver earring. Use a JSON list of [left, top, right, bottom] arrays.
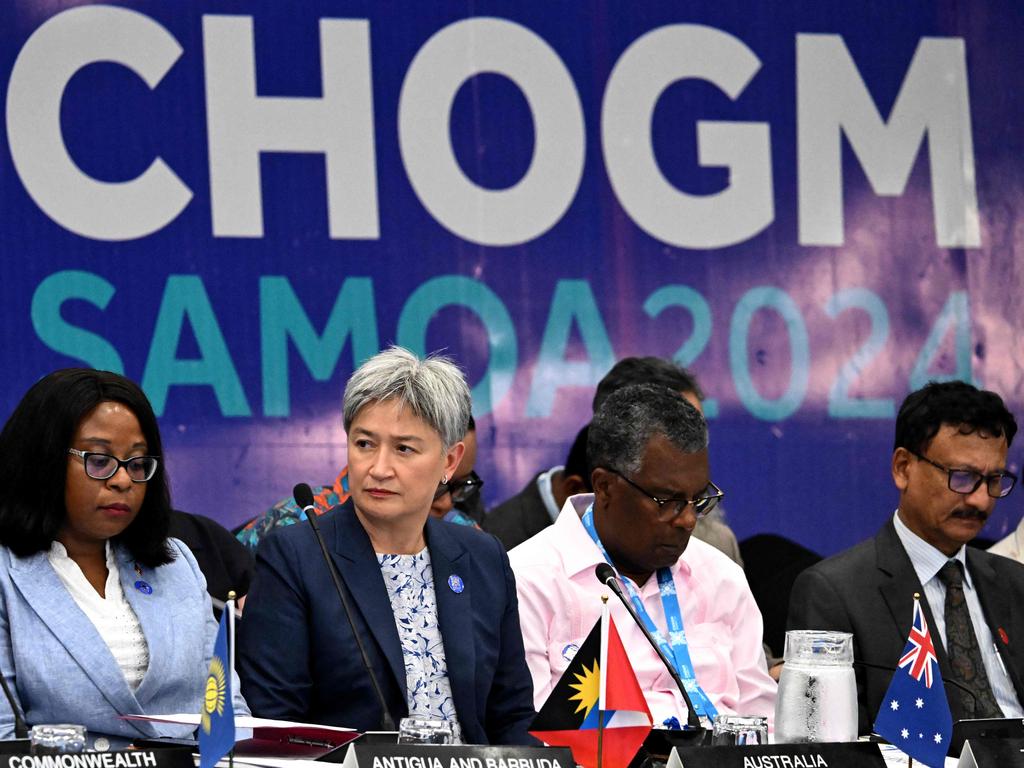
[[442, 475, 449, 484]]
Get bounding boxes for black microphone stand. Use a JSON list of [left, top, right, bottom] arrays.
[[295, 484, 396, 732], [594, 564, 709, 746], [0, 673, 28, 739]]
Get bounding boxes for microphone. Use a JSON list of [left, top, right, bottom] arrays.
[[595, 563, 704, 731], [851, 659, 978, 712], [0, 670, 28, 739], [294, 483, 396, 732]]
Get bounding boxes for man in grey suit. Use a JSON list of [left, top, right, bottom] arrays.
[[788, 381, 1024, 734]]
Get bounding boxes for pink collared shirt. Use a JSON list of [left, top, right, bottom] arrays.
[[509, 494, 776, 727]]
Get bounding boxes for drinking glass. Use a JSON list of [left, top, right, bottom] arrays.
[[397, 716, 454, 745], [30, 724, 87, 754], [712, 714, 769, 746]]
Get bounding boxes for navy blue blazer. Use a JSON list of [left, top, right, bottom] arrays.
[[238, 502, 537, 744]]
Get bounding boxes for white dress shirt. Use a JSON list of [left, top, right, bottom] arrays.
[[535, 465, 565, 523], [892, 510, 1022, 717], [989, 517, 1024, 564], [47, 541, 150, 689]]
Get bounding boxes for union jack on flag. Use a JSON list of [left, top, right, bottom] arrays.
[[897, 599, 938, 688], [874, 596, 952, 768]]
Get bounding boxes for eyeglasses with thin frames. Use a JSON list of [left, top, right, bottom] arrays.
[[433, 470, 484, 503], [603, 467, 723, 522], [909, 450, 1017, 498], [68, 449, 159, 483]]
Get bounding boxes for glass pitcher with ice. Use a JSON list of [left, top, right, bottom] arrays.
[[774, 630, 858, 743]]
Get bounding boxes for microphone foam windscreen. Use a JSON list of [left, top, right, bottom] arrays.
[[293, 482, 316, 509], [595, 563, 616, 585]]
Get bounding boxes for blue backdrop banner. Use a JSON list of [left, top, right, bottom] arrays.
[[2, 1, 1022, 556]]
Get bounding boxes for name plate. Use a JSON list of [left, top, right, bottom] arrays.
[[2, 749, 193, 768], [958, 737, 1024, 768], [340, 744, 573, 768], [667, 742, 887, 768]]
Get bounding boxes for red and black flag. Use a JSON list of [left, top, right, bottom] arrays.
[[530, 608, 651, 768]]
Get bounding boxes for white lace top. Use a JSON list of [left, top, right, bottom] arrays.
[[377, 548, 463, 742], [47, 541, 150, 689]]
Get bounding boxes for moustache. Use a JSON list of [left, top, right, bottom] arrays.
[[951, 508, 989, 522]]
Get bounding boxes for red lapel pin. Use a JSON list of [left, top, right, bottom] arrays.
[[998, 627, 1009, 645]]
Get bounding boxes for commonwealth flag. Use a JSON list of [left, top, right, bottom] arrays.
[[530, 607, 652, 768], [199, 602, 236, 768], [873, 597, 953, 768]]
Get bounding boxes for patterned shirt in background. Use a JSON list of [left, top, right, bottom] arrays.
[[378, 549, 463, 743], [235, 468, 352, 553], [236, 467, 479, 553]]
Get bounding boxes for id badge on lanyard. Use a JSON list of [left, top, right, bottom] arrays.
[[582, 504, 718, 721]]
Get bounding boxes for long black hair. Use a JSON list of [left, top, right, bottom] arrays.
[[0, 368, 174, 567]]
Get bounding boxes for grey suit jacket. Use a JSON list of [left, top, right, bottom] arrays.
[[787, 519, 1024, 733], [0, 538, 248, 740]]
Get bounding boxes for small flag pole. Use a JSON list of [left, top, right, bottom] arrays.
[[597, 596, 608, 768], [907, 593, 918, 768], [227, 590, 237, 768]]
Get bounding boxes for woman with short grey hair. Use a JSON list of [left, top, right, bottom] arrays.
[[342, 346, 471, 451], [240, 346, 537, 745]]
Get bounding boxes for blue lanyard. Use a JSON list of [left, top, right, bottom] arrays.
[[582, 504, 718, 721]]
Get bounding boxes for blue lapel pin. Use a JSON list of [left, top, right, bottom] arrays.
[[134, 580, 153, 595], [447, 574, 464, 594]]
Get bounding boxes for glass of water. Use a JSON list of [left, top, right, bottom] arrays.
[[397, 716, 453, 745], [30, 724, 87, 754], [712, 714, 769, 746], [774, 630, 857, 743]]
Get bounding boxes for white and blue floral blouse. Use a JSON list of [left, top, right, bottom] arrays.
[[377, 549, 463, 742]]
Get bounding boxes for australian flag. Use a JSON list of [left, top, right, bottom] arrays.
[[874, 597, 953, 768]]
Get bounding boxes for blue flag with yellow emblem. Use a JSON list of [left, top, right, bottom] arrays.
[[199, 604, 235, 768]]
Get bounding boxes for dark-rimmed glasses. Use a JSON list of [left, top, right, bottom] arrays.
[[433, 470, 484, 503], [603, 467, 723, 521], [68, 449, 159, 483], [910, 450, 1017, 498]]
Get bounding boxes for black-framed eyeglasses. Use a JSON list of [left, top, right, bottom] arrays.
[[68, 449, 159, 483], [603, 467, 723, 522], [434, 470, 484, 503], [910, 450, 1017, 498]]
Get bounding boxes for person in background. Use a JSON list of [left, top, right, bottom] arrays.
[[788, 380, 1024, 733], [989, 514, 1024, 564], [483, 426, 589, 551], [169, 510, 253, 616], [239, 347, 535, 744], [236, 415, 483, 553], [0, 368, 248, 741], [485, 357, 743, 564], [510, 384, 776, 728]]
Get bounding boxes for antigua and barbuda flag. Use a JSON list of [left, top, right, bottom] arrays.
[[199, 599, 236, 768], [873, 596, 953, 768], [530, 605, 652, 768]]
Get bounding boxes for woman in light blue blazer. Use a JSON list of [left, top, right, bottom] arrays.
[[0, 369, 248, 741]]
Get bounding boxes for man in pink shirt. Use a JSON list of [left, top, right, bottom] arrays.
[[509, 383, 776, 729]]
